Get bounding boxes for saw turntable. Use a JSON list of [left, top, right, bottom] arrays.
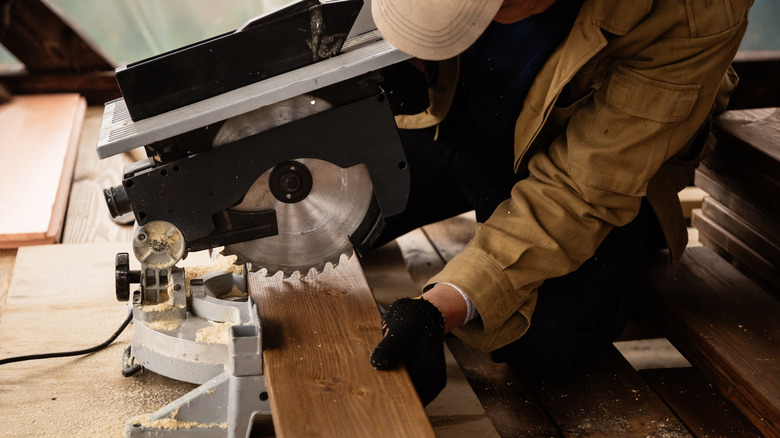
[[96, 0, 412, 435]]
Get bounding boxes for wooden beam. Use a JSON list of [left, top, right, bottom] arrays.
[[0, 0, 114, 73], [0, 70, 121, 105], [694, 169, 780, 244], [646, 246, 780, 437], [693, 208, 780, 295], [248, 257, 435, 438]]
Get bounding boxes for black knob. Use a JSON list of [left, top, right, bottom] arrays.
[[115, 253, 141, 301], [104, 185, 132, 218]]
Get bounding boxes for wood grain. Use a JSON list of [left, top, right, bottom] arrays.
[[61, 106, 136, 244], [0, 94, 86, 247], [715, 108, 780, 175], [700, 197, 780, 266], [525, 347, 691, 438], [0, 248, 17, 323], [396, 217, 561, 438], [694, 169, 780, 244], [249, 255, 435, 438], [646, 246, 780, 437], [361, 241, 502, 437], [693, 208, 780, 294], [640, 367, 762, 438]]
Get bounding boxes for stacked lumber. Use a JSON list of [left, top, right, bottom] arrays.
[[693, 108, 780, 295]]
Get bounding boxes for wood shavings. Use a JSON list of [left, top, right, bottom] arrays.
[[129, 414, 227, 430], [223, 284, 247, 298], [145, 318, 183, 332], [184, 254, 243, 281], [196, 322, 234, 344]]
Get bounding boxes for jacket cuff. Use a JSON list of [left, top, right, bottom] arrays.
[[426, 247, 537, 351]]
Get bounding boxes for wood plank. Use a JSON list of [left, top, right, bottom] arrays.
[[698, 148, 780, 221], [714, 108, 780, 178], [525, 347, 691, 437], [640, 367, 763, 437], [693, 209, 780, 294], [361, 241, 501, 437], [395, 219, 562, 437], [0, 242, 198, 437], [0, 94, 86, 248], [62, 106, 136, 244], [694, 169, 780, 244], [248, 255, 435, 438], [701, 197, 780, 266], [0, 0, 114, 73], [445, 336, 562, 438], [645, 246, 780, 437]]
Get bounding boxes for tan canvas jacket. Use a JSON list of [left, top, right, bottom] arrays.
[[397, 0, 752, 351]]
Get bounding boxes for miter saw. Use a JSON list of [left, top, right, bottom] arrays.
[[96, 0, 413, 436]]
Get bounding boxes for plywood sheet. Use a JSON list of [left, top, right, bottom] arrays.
[[0, 94, 86, 248], [249, 256, 435, 438]]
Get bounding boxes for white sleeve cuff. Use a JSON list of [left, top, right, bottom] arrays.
[[439, 283, 479, 325]]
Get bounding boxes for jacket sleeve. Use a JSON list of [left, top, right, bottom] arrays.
[[428, 1, 751, 352]]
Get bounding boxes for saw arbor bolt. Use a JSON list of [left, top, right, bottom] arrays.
[[269, 160, 313, 203]]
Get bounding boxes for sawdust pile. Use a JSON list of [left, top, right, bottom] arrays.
[[224, 284, 247, 298], [145, 318, 183, 332], [185, 254, 243, 281], [195, 322, 234, 344], [129, 414, 227, 431]]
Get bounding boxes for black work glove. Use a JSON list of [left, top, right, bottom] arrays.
[[370, 297, 447, 406]]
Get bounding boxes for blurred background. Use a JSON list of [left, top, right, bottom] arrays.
[[0, 0, 777, 67]]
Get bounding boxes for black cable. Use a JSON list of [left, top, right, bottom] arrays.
[[0, 310, 133, 366]]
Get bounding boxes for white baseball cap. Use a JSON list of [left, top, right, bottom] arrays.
[[372, 0, 504, 60]]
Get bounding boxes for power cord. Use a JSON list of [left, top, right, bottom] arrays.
[[0, 310, 133, 366]]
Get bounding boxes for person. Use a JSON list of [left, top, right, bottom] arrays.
[[368, 0, 752, 406]]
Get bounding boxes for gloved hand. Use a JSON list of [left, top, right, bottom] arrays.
[[370, 297, 447, 406]]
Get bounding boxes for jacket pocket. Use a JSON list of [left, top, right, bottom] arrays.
[[606, 66, 700, 123]]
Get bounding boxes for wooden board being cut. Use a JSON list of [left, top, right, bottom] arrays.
[[249, 256, 435, 438], [0, 94, 86, 248]]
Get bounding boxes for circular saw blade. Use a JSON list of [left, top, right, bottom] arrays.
[[225, 159, 373, 277], [213, 95, 374, 277]]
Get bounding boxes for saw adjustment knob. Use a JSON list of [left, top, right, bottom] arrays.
[[116, 252, 141, 302]]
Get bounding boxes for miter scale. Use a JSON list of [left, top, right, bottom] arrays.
[[96, 0, 412, 435]]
